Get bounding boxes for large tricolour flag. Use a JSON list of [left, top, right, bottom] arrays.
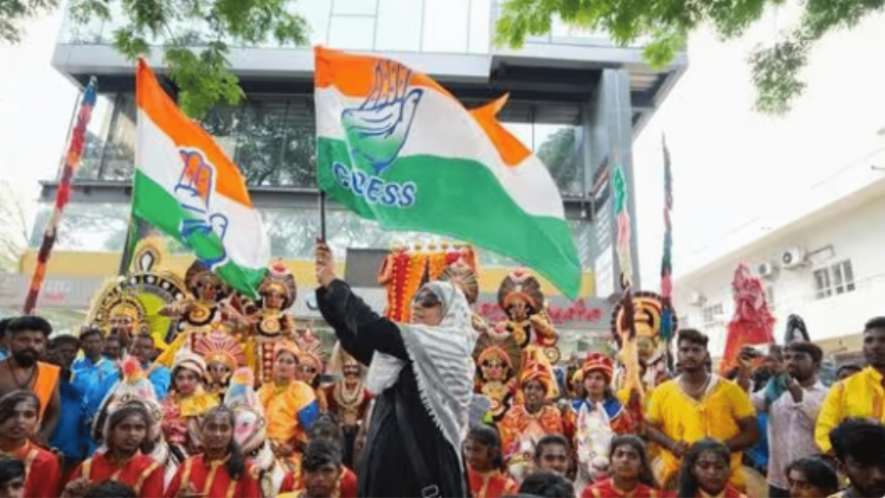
[[314, 47, 582, 298], [134, 59, 269, 298]]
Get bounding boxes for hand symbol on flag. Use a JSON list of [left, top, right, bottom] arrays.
[[342, 60, 424, 175]]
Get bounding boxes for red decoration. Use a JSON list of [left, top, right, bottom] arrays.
[[720, 263, 775, 373]]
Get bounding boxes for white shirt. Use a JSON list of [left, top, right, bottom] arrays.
[[752, 380, 828, 490]]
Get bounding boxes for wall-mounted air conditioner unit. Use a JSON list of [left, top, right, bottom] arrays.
[[757, 261, 777, 279], [781, 246, 807, 270]]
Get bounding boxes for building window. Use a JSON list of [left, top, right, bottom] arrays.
[[703, 303, 723, 326], [813, 260, 856, 300]]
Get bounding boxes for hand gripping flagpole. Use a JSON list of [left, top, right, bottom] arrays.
[[23, 78, 98, 314]]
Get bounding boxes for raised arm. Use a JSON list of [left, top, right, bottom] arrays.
[[315, 240, 407, 365]]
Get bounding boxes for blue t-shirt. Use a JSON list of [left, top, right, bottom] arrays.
[[50, 379, 90, 463]]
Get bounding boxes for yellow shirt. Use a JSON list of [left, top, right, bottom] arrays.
[[815, 366, 885, 453], [645, 376, 755, 489], [257, 381, 317, 446]]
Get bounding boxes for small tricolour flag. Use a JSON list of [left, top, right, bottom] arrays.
[[133, 59, 269, 298], [314, 47, 581, 298]]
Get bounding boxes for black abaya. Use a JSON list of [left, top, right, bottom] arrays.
[[316, 280, 468, 498]]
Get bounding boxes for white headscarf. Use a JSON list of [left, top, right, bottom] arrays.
[[366, 281, 477, 458]]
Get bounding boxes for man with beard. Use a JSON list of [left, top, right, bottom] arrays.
[[645, 329, 758, 491], [0, 316, 61, 441], [743, 342, 827, 498], [816, 317, 885, 453]]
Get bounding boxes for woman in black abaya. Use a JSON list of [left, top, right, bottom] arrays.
[[315, 240, 476, 498]]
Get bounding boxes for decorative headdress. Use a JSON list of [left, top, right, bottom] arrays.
[[297, 330, 327, 379], [329, 342, 362, 377], [185, 260, 231, 300], [273, 339, 302, 362], [578, 353, 615, 384], [93, 356, 163, 443], [519, 349, 558, 400], [88, 280, 147, 335], [172, 350, 208, 379], [438, 259, 480, 304], [473, 333, 521, 379], [258, 260, 297, 310], [497, 268, 545, 314], [193, 329, 247, 373], [609, 291, 677, 348]]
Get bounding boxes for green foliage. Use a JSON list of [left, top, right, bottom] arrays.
[[494, 0, 885, 114], [0, 0, 59, 43], [69, 0, 308, 118]]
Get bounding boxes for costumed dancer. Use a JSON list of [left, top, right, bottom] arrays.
[[609, 291, 676, 403], [498, 351, 564, 481], [494, 269, 560, 364], [244, 261, 299, 385], [256, 340, 320, 472], [192, 329, 248, 401], [224, 368, 290, 495], [89, 356, 174, 489], [316, 240, 476, 497], [323, 343, 372, 468], [164, 405, 264, 498], [161, 351, 219, 460], [156, 261, 244, 365], [296, 329, 329, 413], [472, 333, 520, 423], [565, 353, 638, 491]]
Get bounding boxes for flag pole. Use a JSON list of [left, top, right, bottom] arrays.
[[23, 78, 97, 315], [319, 191, 327, 241]]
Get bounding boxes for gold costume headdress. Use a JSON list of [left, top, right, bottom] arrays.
[[88, 236, 189, 348], [609, 291, 677, 349], [297, 330, 327, 378], [88, 280, 148, 336], [193, 329, 247, 373], [497, 268, 545, 314], [185, 260, 231, 300], [258, 260, 297, 310], [473, 333, 521, 380]]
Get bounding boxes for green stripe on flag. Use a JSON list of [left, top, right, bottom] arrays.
[[132, 170, 266, 298], [317, 137, 582, 298]]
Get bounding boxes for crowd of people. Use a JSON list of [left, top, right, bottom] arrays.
[[0, 238, 883, 498]]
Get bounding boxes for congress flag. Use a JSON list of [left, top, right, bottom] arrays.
[[314, 47, 581, 298], [133, 59, 269, 298]]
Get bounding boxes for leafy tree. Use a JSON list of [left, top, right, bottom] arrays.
[[494, 0, 885, 115], [0, 181, 30, 272], [69, 0, 308, 118], [536, 126, 581, 194], [0, 0, 58, 43]]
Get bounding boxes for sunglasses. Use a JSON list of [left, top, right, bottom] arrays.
[[413, 291, 441, 309]]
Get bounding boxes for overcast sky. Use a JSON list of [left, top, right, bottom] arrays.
[[2, 5, 885, 289]]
